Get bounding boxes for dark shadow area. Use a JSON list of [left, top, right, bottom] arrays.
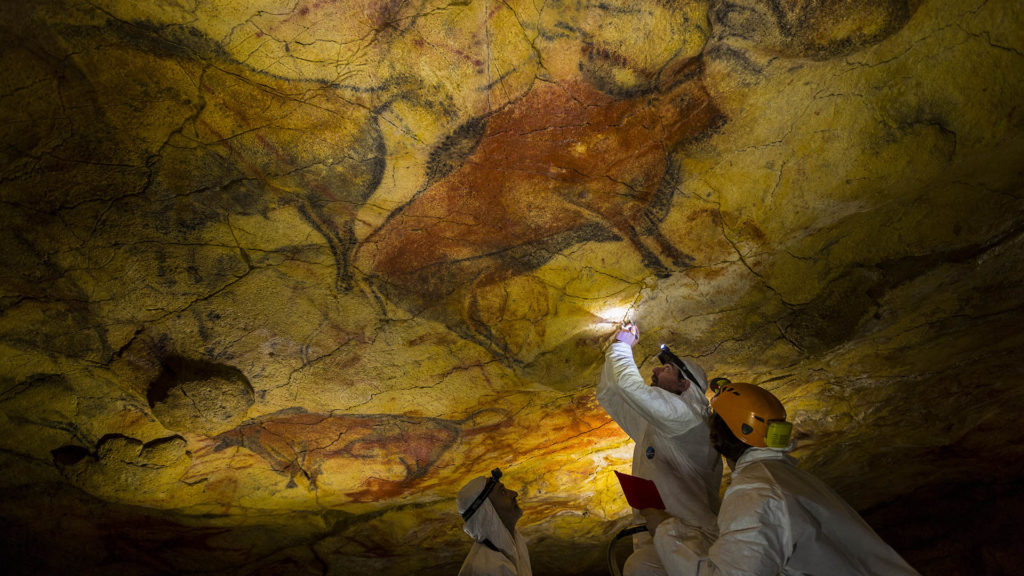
[[147, 355, 252, 408], [863, 477, 1024, 576]]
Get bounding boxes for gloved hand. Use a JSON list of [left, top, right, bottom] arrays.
[[640, 508, 671, 537], [615, 322, 638, 346]]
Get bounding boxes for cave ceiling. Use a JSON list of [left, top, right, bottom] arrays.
[[1, 0, 1023, 574]]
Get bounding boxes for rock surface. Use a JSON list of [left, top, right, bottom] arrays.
[[1, 0, 1022, 574]]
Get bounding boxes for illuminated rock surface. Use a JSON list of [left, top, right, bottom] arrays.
[[1, 0, 1022, 574]]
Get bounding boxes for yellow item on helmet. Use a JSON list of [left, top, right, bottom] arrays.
[[710, 382, 792, 448]]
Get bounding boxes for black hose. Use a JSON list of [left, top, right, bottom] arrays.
[[607, 524, 648, 576]]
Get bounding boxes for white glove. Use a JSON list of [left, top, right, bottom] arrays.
[[615, 322, 638, 346]]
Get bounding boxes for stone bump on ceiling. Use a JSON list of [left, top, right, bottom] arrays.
[[1, 0, 1023, 574]]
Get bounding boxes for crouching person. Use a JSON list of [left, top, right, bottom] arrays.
[[643, 382, 921, 575], [457, 468, 532, 576]]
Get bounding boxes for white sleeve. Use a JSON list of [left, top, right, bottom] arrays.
[[596, 342, 648, 440], [598, 342, 703, 438], [654, 484, 788, 576]]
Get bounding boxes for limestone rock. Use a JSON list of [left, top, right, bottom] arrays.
[[148, 357, 255, 437], [53, 434, 192, 508], [1, 0, 1023, 574]]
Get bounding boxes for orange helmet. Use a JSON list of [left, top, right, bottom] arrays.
[[710, 382, 792, 448]]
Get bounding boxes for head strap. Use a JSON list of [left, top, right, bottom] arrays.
[[658, 345, 705, 393], [461, 468, 502, 521]]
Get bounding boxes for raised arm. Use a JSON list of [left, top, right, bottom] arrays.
[[602, 341, 706, 438], [597, 340, 650, 440]]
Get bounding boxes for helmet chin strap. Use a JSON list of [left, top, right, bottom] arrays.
[[675, 367, 695, 391], [658, 344, 705, 393]]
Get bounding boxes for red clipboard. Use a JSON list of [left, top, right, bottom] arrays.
[[614, 470, 666, 510]]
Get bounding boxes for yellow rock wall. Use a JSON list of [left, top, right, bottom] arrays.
[[1, 0, 1022, 574]]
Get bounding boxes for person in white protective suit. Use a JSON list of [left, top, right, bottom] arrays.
[[456, 468, 532, 576], [642, 382, 922, 576], [598, 322, 723, 576]]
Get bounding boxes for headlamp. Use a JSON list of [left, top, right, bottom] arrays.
[[657, 344, 705, 393], [461, 468, 502, 521], [709, 377, 731, 395]]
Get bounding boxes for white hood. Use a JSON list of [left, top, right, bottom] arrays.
[[457, 476, 532, 576]]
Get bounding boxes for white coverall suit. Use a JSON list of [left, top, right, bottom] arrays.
[[457, 476, 532, 576], [598, 341, 723, 576], [652, 448, 922, 575]]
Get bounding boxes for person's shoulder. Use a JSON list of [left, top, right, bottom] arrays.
[[722, 461, 794, 522], [730, 456, 788, 499], [659, 392, 709, 422], [736, 448, 793, 468], [719, 477, 784, 531], [458, 543, 515, 576]]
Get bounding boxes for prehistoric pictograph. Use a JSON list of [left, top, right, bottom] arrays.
[[357, 64, 722, 358], [6, 1, 1021, 575], [206, 408, 462, 498], [352, 0, 921, 360]]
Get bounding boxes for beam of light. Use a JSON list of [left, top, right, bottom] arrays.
[[595, 306, 632, 324], [594, 289, 645, 326]]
